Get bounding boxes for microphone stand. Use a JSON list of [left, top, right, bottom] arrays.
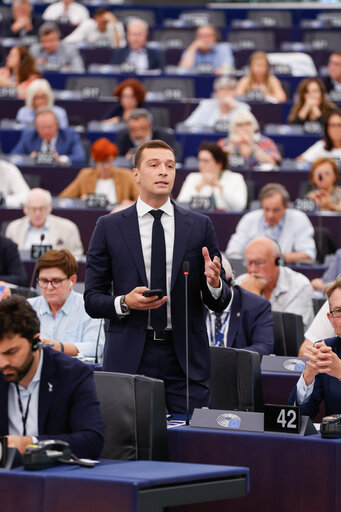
[[183, 261, 190, 426]]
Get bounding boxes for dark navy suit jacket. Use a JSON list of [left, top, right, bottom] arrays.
[[289, 337, 341, 419], [10, 128, 86, 165], [111, 45, 165, 70], [0, 347, 103, 458], [84, 201, 230, 381], [225, 285, 273, 356], [0, 234, 27, 286]]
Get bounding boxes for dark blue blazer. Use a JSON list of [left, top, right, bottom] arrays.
[[0, 234, 27, 286], [289, 337, 341, 419], [0, 347, 104, 458], [10, 128, 86, 165], [84, 201, 230, 381], [111, 45, 165, 70], [225, 285, 274, 356]]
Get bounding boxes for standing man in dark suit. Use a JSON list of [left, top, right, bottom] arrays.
[[115, 108, 176, 162], [0, 295, 103, 458], [84, 139, 231, 413], [111, 18, 164, 71], [10, 107, 86, 165]]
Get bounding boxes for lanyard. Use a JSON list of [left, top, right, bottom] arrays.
[[209, 311, 230, 347], [15, 384, 32, 437]]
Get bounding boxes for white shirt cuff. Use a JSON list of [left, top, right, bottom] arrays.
[[114, 295, 130, 316], [296, 373, 315, 404], [207, 278, 222, 299]]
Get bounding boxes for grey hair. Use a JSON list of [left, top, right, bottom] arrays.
[[25, 79, 54, 109], [214, 76, 237, 91], [228, 109, 259, 135], [128, 108, 153, 124]]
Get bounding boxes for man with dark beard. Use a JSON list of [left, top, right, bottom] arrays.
[[0, 294, 103, 458]]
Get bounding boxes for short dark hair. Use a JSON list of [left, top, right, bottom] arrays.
[[259, 183, 290, 206], [94, 7, 108, 17], [36, 249, 78, 277], [199, 141, 227, 170], [134, 139, 175, 168], [0, 295, 40, 344]]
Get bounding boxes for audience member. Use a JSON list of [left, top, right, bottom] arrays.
[[305, 157, 341, 212], [28, 249, 104, 360], [288, 77, 337, 125], [226, 183, 316, 263], [311, 249, 341, 292], [30, 22, 84, 72], [111, 18, 164, 71], [236, 237, 314, 329], [218, 110, 282, 168], [11, 107, 86, 165], [59, 138, 139, 206], [235, 51, 286, 103], [0, 234, 27, 286], [298, 110, 341, 163], [177, 142, 247, 211], [324, 52, 341, 95], [179, 24, 234, 74], [103, 78, 146, 125], [42, 0, 89, 26], [0, 158, 29, 207], [289, 276, 341, 418], [0, 46, 40, 98], [0, 294, 103, 457], [115, 109, 175, 162], [298, 300, 334, 357], [1, 0, 42, 39], [206, 256, 274, 355], [6, 188, 84, 258], [183, 76, 250, 129], [64, 7, 125, 48], [16, 78, 69, 128]]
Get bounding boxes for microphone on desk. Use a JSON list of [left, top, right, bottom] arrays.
[[26, 234, 45, 298], [183, 261, 190, 426]]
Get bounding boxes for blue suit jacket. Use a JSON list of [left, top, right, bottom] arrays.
[[225, 285, 274, 356], [289, 337, 341, 419], [0, 234, 27, 286], [10, 128, 86, 165], [0, 347, 103, 458], [84, 201, 230, 381], [110, 45, 165, 70]]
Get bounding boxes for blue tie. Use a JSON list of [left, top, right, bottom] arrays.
[[150, 210, 167, 332], [214, 313, 224, 346]]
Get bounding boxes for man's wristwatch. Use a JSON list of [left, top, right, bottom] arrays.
[[120, 295, 130, 314]]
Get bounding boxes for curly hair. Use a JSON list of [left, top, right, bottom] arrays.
[[91, 137, 119, 162], [113, 78, 146, 104], [0, 294, 40, 343]]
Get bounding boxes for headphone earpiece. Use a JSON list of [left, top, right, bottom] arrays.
[[275, 257, 281, 266], [31, 337, 41, 351], [69, 281, 73, 288]]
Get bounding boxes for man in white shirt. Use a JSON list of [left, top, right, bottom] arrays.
[[236, 237, 314, 330], [0, 159, 29, 207], [42, 0, 89, 26], [6, 188, 84, 258], [64, 7, 125, 48], [226, 183, 316, 263]]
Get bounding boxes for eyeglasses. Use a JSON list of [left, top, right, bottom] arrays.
[[37, 277, 68, 289], [330, 309, 341, 319], [244, 259, 267, 267]]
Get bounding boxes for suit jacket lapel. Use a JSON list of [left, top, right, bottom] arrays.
[[119, 204, 147, 285], [38, 349, 57, 434], [171, 203, 193, 291]]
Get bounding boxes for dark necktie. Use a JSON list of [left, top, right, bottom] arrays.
[[214, 313, 224, 347], [150, 209, 167, 332]]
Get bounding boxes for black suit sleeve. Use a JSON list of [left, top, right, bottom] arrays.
[[0, 236, 27, 286]]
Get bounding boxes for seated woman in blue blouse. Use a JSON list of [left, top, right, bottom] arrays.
[[289, 276, 341, 419], [16, 78, 69, 128]]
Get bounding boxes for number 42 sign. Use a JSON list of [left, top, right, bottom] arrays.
[[264, 404, 301, 434]]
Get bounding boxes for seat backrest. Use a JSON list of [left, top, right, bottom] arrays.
[[66, 77, 116, 98], [143, 77, 195, 100], [247, 10, 292, 27], [303, 31, 341, 51], [228, 30, 275, 51], [272, 311, 287, 356], [94, 372, 168, 461], [116, 10, 156, 27], [313, 297, 327, 317], [281, 312, 304, 356], [209, 346, 240, 410], [179, 10, 227, 28], [152, 29, 195, 50], [236, 349, 264, 412]]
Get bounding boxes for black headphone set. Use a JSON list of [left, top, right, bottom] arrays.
[[31, 337, 41, 351], [275, 256, 281, 266]]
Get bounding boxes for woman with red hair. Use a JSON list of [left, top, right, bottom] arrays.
[[103, 78, 146, 124], [59, 137, 139, 206]]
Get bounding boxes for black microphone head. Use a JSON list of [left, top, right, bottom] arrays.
[[183, 261, 190, 274]]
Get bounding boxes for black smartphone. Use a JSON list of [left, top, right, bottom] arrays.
[[142, 289, 163, 299]]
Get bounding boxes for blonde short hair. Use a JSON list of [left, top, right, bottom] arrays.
[[25, 79, 54, 109]]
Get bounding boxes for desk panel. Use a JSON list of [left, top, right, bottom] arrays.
[[169, 427, 338, 512]]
